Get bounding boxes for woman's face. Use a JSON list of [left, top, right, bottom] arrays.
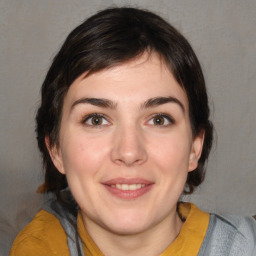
[[49, 53, 203, 235]]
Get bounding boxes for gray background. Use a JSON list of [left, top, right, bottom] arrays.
[[1, 0, 256, 255]]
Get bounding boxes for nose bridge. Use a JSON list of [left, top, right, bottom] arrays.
[[111, 121, 147, 166]]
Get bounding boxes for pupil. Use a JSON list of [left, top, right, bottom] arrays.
[[92, 117, 101, 125], [154, 116, 163, 125]]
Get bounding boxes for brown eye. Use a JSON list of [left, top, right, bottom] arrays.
[[91, 116, 103, 125], [153, 116, 165, 125], [148, 114, 174, 126], [83, 114, 109, 127]]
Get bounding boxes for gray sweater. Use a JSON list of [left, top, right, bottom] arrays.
[[198, 213, 256, 255], [45, 198, 256, 256]]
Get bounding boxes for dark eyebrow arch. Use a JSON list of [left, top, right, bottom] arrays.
[[141, 96, 185, 113], [71, 98, 117, 110]]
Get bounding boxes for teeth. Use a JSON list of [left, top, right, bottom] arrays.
[[113, 184, 146, 191]]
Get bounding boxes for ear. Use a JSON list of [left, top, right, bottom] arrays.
[[188, 131, 205, 172], [45, 136, 66, 174]]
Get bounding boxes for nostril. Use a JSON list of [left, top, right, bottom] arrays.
[[111, 150, 148, 166]]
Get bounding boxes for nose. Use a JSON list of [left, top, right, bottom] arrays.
[[110, 124, 148, 166]]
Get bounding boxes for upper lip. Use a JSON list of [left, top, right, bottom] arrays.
[[102, 177, 154, 186]]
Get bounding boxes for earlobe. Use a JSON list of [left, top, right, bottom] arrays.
[[45, 136, 65, 174], [188, 131, 205, 172]]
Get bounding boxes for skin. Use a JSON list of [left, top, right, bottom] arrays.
[[48, 52, 204, 256]]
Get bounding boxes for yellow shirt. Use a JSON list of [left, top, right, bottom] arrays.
[[10, 203, 209, 256]]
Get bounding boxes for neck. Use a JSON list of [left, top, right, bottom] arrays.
[[82, 209, 183, 256]]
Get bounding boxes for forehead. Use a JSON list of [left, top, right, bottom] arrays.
[[64, 53, 189, 111]]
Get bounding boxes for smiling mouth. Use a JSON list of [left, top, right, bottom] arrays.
[[110, 184, 146, 190], [102, 179, 154, 199]]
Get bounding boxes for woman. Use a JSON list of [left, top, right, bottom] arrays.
[[10, 7, 256, 256]]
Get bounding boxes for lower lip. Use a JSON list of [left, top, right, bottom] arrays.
[[103, 184, 154, 199]]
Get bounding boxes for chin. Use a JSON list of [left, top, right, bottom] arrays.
[[107, 222, 149, 236], [101, 211, 154, 235]]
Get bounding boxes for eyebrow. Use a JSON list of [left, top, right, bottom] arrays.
[[141, 96, 185, 113], [71, 98, 117, 110], [71, 96, 185, 113]]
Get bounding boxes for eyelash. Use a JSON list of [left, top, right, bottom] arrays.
[[81, 113, 175, 127]]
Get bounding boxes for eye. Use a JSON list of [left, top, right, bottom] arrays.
[[148, 114, 174, 126], [82, 114, 109, 127]]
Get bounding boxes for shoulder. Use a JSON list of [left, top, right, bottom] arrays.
[[215, 214, 256, 243], [10, 209, 69, 256], [200, 213, 256, 256]]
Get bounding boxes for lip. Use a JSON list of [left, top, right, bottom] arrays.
[[103, 177, 153, 185], [102, 177, 154, 200]]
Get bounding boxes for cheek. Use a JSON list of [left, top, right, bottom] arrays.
[[60, 132, 110, 175], [149, 133, 192, 172]]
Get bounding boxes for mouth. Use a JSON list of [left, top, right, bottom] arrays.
[[110, 184, 146, 190], [102, 178, 154, 199]]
